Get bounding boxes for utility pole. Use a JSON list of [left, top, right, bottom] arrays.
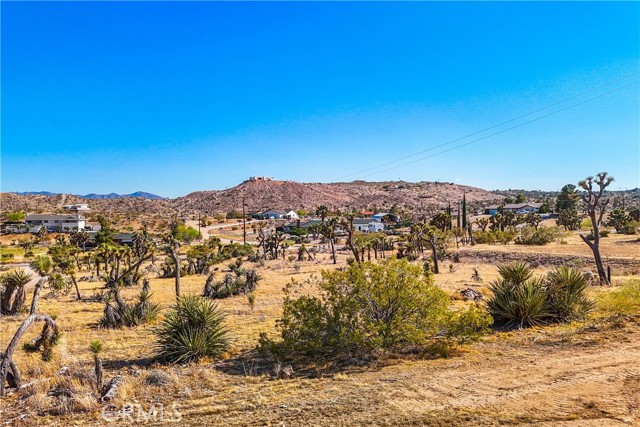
[[242, 196, 247, 245]]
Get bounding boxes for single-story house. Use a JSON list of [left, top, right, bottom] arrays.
[[484, 203, 543, 215], [259, 209, 299, 220], [353, 219, 385, 233], [25, 214, 86, 232], [62, 203, 91, 213], [277, 219, 323, 233], [372, 212, 400, 223]]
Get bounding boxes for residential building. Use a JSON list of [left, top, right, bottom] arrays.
[[372, 212, 400, 223], [353, 219, 385, 233], [25, 214, 86, 231], [62, 203, 91, 213], [259, 209, 299, 220], [484, 203, 543, 215]]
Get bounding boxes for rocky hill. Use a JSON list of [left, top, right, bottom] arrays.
[[175, 180, 503, 215], [1, 180, 504, 219]]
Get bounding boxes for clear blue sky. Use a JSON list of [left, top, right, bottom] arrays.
[[2, 1, 639, 197]]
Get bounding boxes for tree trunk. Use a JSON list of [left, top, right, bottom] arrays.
[[330, 239, 337, 264], [94, 355, 103, 392], [170, 250, 181, 297], [1, 312, 58, 396], [71, 275, 82, 300], [579, 233, 609, 285], [429, 235, 439, 274], [100, 375, 122, 403]]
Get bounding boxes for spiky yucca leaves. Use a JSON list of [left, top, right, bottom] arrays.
[[100, 291, 160, 328], [488, 277, 549, 328], [546, 266, 594, 321], [154, 295, 229, 364], [488, 263, 595, 328], [1, 268, 32, 315], [496, 262, 534, 285], [120, 291, 161, 327]]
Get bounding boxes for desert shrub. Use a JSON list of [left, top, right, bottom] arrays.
[[596, 280, 640, 317], [618, 221, 640, 235], [473, 229, 517, 245], [100, 291, 160, 328], [218, 243, 254, 259], [581, 218, 593, 230], [545, 266, 594, 321], [515, 226, 564, 246], [203, 268, 261, 299], [144, 369, 174, 386], [154, 295, 229, 363], [261, 258, 491, 358], [119, 291, 161, 326], [488, 262, 594, 328], [49, 273, 72, 296], [599, 229, 610, 238]]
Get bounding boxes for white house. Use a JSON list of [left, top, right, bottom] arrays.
[[62, 203, 91, 213], [25, 214, 86, 232], [260, 209, 299, 220], [353, 219, 385, 233], [372, 212, 400, 223]]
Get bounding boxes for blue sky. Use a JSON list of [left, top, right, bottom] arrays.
[[2, 1, 639, 197]]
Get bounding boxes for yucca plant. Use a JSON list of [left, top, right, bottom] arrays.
[[488, 276, 549, 328], [89, 340, 104, 392], [546, 266, 594, 321], [120, 291, 161, 327], [154, 295, 229, 363], [1, 268, 32, 315], [496, 262, 534, 284]]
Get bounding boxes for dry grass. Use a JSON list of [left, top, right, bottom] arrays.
[[1, 232, 639, 426]]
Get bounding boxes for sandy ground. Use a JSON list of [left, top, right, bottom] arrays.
[[0, 230, 639, 426]]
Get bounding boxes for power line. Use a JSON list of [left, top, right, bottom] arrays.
[[356, 80, 640, 179], [338, 71, 640, 180]]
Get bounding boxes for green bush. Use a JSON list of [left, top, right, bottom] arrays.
[[473, 229, 517, 245], [488, 262, 593, 328], [154, 295, 229, 363], [261, 258, 492, 358], [618, 221, 640, 235], [515, 226, 564, 246], [596, 280, 640, 316]]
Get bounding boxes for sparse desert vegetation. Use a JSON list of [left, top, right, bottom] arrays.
[[1, 175, 639, 426]]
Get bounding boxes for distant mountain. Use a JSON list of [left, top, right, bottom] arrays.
[[11, 191, 164, 200], [13, 191, 59, 196]]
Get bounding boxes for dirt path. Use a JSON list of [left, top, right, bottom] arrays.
[[162, 322, 639, 426]]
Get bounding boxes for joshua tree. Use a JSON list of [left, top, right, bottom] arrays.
[[319, 217, 338, 264], [89, 340, 104, 392], [578, 172, 614, 285], [163, 218, 182, 297], [0, 269, 32, 316], [1, 277, 58, 396], [461, 193, 468, 229], [475, 217, 489, 232], [70, 229, 91, 252], [49, 240, 82, 300], [316, 205, 329, 222]]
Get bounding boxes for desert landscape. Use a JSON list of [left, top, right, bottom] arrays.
[[2, 2, 639, 426], [1, 178, 639, 426]]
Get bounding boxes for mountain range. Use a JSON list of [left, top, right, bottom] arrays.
[[12, 191, 164, 200], [2, 180, 504, 218]]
